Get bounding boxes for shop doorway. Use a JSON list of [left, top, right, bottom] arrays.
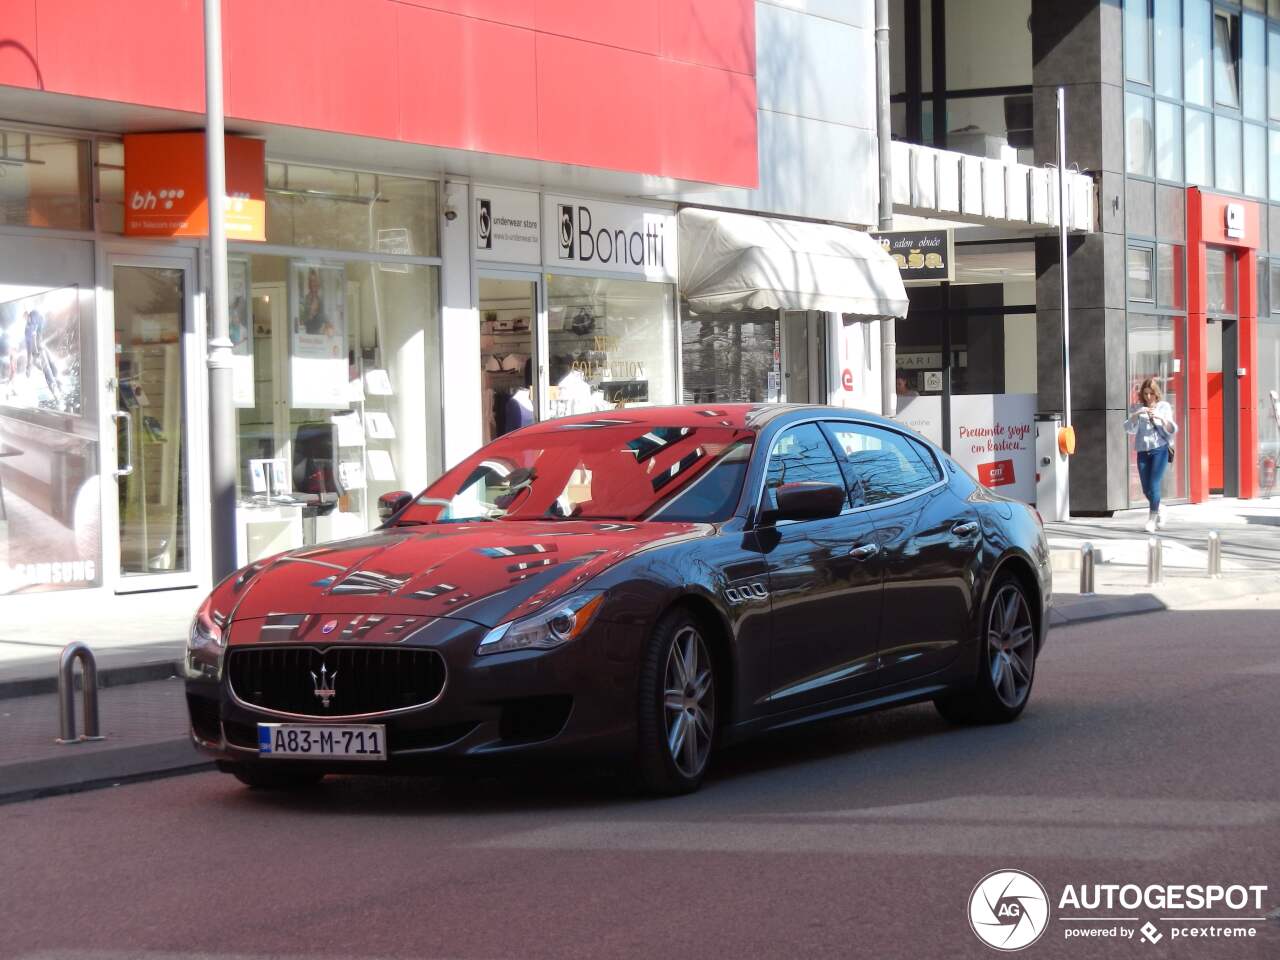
[[1205, 248, 1239, 496], [478, 274, 540, 441], [781, 311, 828, 403], [102, 251, 204, 592]]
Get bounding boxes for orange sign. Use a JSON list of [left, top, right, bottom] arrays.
[[123, 133, 266, 241]]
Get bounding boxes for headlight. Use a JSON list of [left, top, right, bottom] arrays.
[[477, 592, 606, 656], [183, 597, 227, 680]]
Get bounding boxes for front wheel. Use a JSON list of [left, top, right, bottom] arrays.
[[636, 609, 717, 796], [935, 576, 1037, 725]]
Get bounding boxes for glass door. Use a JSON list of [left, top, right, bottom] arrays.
[[104, 253, 202, 591]]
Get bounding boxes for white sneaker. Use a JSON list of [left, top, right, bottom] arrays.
[[1156, 508, 1167, 529], [1144, 516, 1157, 534]]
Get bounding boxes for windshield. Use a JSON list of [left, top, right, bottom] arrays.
[[397, 425, 753, 524]]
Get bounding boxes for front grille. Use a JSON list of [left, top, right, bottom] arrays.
[[227, 646, 446, 717]]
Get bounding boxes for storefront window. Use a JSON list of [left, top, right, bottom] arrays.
[[1126, 94, 1155, 177], [1154, 0, 1182, 98], [234, 254, 440, 560], [1155, 100, 1183, 181], [1157, 243, 1185, 310], [545, 275, 676, 414], [1185, 0, 1213, 106], [1128, 246, 1155, 302], [1213, 10, 1241, 107], [96, 141, 125, 234], [681, 309, 780, 403], [1185, 108, 1213, 186], [1213, 116, 1242, 193], [1260, 292, 1280, 495], [1242, 10, 1266, 120], [1125, 0, 1152, 84], [1127, 313, 1189, 503], [265, 162, 438, 257], [1243, 123, 1267, 198], [0, 129, 92, 231]]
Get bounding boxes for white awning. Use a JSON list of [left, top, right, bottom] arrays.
[[679, 208, 909, 322]]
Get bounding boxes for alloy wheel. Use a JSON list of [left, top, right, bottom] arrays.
[[663, 626, 716, 778], [988, 583, 1035, 709]]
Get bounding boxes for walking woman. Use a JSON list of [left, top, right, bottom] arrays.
[[1125, 377, 1178, 533]]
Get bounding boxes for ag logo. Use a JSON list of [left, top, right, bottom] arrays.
[[558, 204, 575, 259], [968, 869, 1049, 951], [476, 198, 492, 249]]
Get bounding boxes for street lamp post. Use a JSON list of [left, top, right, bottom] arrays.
[[205, 0, 236, 580]]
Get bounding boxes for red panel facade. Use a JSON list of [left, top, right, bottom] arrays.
[[2, 0, 758, 189], [1185, 188, 1260, 502], [34, 0, 204, 112], [0, 0, 40, 89]]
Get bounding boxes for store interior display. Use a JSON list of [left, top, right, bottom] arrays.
[[478, 278, 536, 443]]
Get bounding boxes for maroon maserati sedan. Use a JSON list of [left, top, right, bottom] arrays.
[[185, 404, 1051, 795]]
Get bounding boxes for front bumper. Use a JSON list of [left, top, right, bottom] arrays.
[[186, 615, 646, 774]]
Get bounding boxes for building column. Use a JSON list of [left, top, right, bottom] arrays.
[[1186, 188, 1209, 503]]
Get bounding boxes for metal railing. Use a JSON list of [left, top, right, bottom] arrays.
[[56, 642, 105, 745]]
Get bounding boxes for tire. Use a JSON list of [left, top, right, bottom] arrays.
[[934, 575, 1037, 725], [227, 765, 326, 790], [636, 607, 718, 796]]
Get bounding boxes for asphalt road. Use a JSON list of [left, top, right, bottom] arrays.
[[3, 595, 1279, 960]]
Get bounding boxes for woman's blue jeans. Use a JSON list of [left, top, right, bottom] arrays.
[[1137, 445, 1170, 512]]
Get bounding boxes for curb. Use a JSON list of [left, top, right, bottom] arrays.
[[0, 658, 182, 702], [0, 738, 213, 806], [1049, 594, 1167, 626]]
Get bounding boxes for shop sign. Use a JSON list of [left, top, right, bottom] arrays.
[[543, 195, 677, 283], [949, 393, 1037, 503], [123, 133, 266, 241], [475, 186, 541, 265], [1225, 203, 1245, 240], [871, 229, 953, 283]]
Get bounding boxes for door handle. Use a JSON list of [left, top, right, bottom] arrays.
[[849, 543, 879, 560], [112, 410, 134, 478], [952, 520, 979, 537]]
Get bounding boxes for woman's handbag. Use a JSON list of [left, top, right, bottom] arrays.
[[1167, 444, 1175, 464]]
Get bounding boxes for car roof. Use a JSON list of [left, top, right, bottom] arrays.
[[518, 403, 903, 435]]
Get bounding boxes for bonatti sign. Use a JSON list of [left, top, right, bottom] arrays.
[[542, 195, 677, 282]]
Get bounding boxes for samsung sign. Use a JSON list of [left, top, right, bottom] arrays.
[[543, 195, 678, 282]]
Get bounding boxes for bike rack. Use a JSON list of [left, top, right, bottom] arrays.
[[56, 642, 105, 745]]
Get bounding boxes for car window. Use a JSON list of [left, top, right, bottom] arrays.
[[650, 439, 753, 522], [761, 423, 848, 515], [823, 422, 941, 505]]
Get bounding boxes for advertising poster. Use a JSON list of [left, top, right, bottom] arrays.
[[0, 278, 100, 594], [289, 262, 348, 409], [895, 394, 944, 447], [0, 285, 82, 416], [229, 259, 254, 408], [949, 393, 1037, 503]]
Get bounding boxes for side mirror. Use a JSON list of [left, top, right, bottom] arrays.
[[773, 482, 846, 522], [377, 490, 413, 522]]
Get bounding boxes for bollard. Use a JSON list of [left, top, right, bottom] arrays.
[[1079, 542, 1096, 595], [1207, 530, 1222, 579], [56, 642, 105, 745], [1147, 536, 1164, 586]]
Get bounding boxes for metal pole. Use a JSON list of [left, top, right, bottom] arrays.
[[1207, 530, 1222, 578], [205, 0, 237, 581], [1056, 87, 1072, 520], [1147, 536, 1163, 585], [1079, 542, 1095, 595], [875, 0, 897, 419], [56, 642, 104, 744]]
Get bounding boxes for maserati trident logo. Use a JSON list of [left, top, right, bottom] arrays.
[[968, 869, 1049, 951], [310, 663, 337, 708]]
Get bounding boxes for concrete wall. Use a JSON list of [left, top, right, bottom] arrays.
[[669, 0, 880, 226]]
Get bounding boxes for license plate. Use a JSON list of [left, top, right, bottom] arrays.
[[257, 723, 386, 760]]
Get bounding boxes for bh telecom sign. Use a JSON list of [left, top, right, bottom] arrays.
[[543, 194, 678, 283], [123, 133, 266, 241]]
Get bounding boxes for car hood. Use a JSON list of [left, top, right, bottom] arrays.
[[220, 519, 707, 632]]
